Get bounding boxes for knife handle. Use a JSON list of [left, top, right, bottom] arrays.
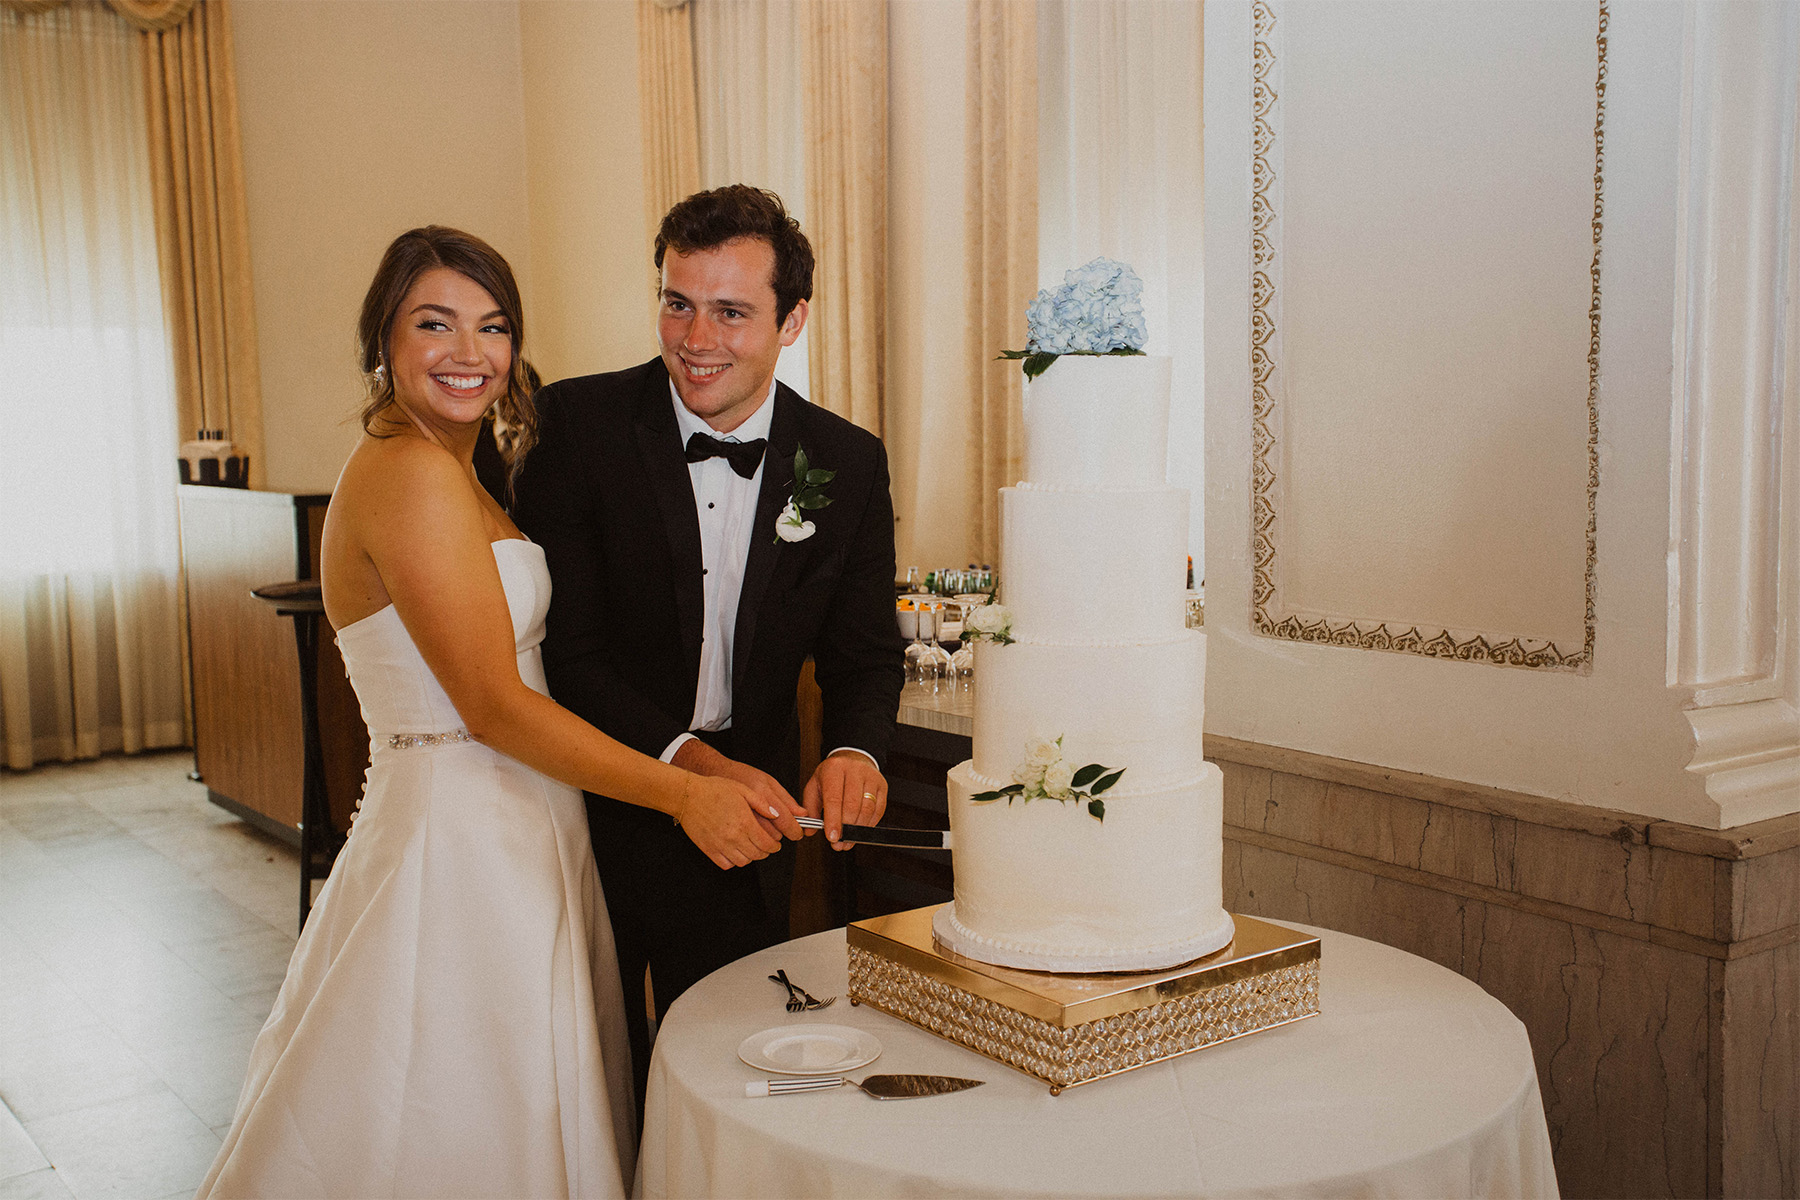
[[746, 1076, 846, 1098]]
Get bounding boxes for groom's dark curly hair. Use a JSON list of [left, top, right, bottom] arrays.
[[655, 185, 814, 326]]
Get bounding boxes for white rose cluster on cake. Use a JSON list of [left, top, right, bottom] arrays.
[[933, 261, 1234, 974]]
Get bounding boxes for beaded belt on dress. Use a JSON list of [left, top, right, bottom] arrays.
[[384, 730, 474, 750]]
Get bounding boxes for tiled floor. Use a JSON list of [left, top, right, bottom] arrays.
[[0, 752, 299, 1200]]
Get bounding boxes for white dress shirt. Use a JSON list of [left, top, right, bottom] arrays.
[[659, 381, 876, 772], [666, 379, 773, 749]]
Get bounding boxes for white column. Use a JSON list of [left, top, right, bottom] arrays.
[[1669, 0, 1800, 825]]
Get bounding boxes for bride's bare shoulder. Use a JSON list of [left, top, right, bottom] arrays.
[[346, 430, 462, 476], [339, 434, 464, 498], [334, 435, 478, 536]]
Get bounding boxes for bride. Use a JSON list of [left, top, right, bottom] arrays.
[[198, 226, 805, 1198]]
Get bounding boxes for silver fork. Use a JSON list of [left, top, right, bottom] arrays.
[[776, 968, 837, 1010], [769, 973, 806, 1013]]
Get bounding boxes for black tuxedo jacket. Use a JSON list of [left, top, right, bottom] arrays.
[[513, 357, 904, 809]]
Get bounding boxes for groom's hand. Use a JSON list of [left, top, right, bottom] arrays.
[[804, 751, 888, 850], [670, 738, 807, 842]]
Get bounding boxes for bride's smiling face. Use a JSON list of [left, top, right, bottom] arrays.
[[386, 267, 512, 435]]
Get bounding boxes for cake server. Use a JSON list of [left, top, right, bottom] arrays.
[[745, 1074, 984, 1099], [795, 817, 951, 849]]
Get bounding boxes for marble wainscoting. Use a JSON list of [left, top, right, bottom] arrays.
[[1209, 736, 1798, 1200]]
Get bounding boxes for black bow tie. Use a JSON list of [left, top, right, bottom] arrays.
[[684, 432, 767, 479]]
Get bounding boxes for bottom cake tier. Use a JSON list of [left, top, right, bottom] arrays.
[[936, 759, 1235, 973]]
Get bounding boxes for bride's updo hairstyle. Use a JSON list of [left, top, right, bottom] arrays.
[[356, 225, 540, 484]]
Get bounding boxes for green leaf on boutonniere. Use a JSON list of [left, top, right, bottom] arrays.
[[1087, 797, 1105, 822], [784, 443, 836, 520]]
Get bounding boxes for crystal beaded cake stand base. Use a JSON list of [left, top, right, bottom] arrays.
[[847, 905, 1320, 1094]]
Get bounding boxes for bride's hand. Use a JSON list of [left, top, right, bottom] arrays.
[[675, 773, 785, 870]]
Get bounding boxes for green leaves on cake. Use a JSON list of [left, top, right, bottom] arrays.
[[970, 736, 1124, 822], [960, 602, 1014, 646], [997, 258, 1148, 379]]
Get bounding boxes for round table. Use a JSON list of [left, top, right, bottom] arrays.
[[637, 922, 1559, 1198]]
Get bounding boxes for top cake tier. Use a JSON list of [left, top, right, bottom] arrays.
[[1022, 354, 1172, 488]]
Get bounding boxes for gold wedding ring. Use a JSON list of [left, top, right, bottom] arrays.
[[862, 791, 875, 800]]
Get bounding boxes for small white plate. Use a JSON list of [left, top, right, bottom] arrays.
[[737, 1024, 882, 1076]]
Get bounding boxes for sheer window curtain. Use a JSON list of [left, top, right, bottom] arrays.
[[692, 0, 811, 400], [1039, 0, 1205, 576], [0, 1, 187, 768]]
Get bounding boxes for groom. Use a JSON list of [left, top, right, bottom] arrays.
[[513, 185, 904, 1092]]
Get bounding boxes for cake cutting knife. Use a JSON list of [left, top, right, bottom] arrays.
[[795, 816, 951, 849], [746, 1074, 984, 1099]]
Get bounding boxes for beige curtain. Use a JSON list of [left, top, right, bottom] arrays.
[[1, 0, 264, 480], [0, 1, 187, 767], [0, 2, 214, 37], [637, 0, 701, 263], [802, 0, 886, 436], [141, 0, 264, 484], [965, 0, 1037, 563]]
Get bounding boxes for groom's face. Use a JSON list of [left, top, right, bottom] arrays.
[[658, 236, 807, 434]]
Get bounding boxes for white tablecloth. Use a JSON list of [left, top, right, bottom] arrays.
[[637, 922, 1559, 1198]]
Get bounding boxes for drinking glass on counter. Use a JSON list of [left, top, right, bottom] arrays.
[[925, 607, 954, 680], [905, 603, 952, 684], [949, 637, 975, 681]]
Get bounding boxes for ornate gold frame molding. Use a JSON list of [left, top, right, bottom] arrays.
[[1248, 0, 1607, 672]]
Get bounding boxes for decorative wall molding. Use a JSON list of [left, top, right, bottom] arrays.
[[1248, 0, 1607, 672], [1670, 0, 1800, 825]]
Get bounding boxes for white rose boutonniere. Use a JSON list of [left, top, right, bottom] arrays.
[[972, 733, 1127, 822], [960, 603, 1014, 646], [775, 499, 814, 542], [773, 444, 833, 544]]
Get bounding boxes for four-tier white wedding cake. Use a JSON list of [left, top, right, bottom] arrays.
[[933, 352, 1235, 973]]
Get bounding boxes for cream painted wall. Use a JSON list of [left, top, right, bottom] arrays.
[[518, 0, 657, 385], [1203, 0, 1743, 824], [232, 0, 532, 494]]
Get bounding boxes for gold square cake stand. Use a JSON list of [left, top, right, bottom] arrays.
[[847, 906, 1320, 1094]]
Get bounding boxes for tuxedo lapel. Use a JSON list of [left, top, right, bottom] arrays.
[[732, 386, 800, 690], [631, 366, 706, 680]]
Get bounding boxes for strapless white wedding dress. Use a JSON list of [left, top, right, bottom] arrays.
[[198, 540, 635, 1199]]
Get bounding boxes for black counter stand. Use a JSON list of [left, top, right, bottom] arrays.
[[251, 580, 345, 935]]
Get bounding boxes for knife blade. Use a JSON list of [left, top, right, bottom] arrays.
[[746, 1074, 985, 1099], [794, 816, 952, 849]]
